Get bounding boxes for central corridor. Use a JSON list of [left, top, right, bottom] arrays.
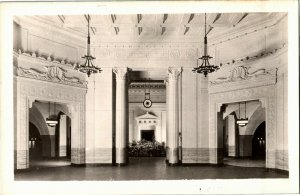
[[15, 157, 288, 181]]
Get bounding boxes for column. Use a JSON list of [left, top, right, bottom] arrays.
[[113, 68, 128, 165], [164, 78, 169, 162], [227, 114, 237, 157], [178, 73, 182, 163], [167, 67, 182, 165], [59, 114, 67, 157]]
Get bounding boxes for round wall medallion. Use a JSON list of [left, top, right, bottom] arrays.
[[143, 99, 152, 108]]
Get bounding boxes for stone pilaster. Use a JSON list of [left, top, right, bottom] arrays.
[[15, 92, 29, 169], [113, 68, 128, 165], [59, 114, 67, 157], [227, 114, 237, 157], [70, 102, 86, 165]]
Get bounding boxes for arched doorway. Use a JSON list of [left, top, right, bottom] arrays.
[[29, 122, 42, 160], [252, 121, 266, 160], [28, 101, 72, 168], [222, 101, 266, 168]]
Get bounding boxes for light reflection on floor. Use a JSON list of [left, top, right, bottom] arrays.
[[223, 157, 265, 168], [15, 157, 287, 181], [29, 157, 71, 168]]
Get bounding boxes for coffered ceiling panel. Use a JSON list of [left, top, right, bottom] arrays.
[[28, 13, 284, 42]]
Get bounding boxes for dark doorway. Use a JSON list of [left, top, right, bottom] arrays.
[[141, 130, 154, 141], [29, 122, 42, 160], [252, 121, 266, 159]]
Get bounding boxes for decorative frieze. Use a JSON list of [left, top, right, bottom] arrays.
[[94, 47, 197, 61], [129, 82, 166, 89], [211, 66, 274, 84], [17, 66, 87, 88], [209, 67, 277, 94]]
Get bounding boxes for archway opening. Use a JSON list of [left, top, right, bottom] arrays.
[[127, 74, 167, 163], [222, 100, 266, 168], [29, 122, 43, 160], [252, 121, 266, 160], [29, 101, 72, 168]]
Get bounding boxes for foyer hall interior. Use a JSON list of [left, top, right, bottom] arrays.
[[13, 12, 288, 180]]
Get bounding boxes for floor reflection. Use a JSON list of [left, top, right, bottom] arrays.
[[15, 157, 287, 181]]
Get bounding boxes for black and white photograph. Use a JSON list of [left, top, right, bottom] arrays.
[[0, 1, 299, 195]]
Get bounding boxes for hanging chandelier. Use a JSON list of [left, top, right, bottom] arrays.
[[46, 102, 58, 127], [75, 15, 102, 77], [192, 13, 219, 77], [236, 102, 248, 126]]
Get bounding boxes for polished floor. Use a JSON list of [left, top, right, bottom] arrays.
[[223, 157, 265, 167], [14, 157, 288, 181]]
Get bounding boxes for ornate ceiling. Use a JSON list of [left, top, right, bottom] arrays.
[[34, 13, 280, 42]]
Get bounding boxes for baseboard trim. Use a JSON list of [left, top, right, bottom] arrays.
[[85, 163, 114, 167], [181, 163, 224, 167], [267, 168, 289, 176], [71, 163, 86, 167], [115, 163, 128, 166], [167, 162, 180, 166]]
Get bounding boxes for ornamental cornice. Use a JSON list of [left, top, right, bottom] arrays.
[[14, 49, 79, 70], [216, 43, 287, 68]]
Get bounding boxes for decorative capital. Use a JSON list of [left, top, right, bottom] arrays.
[[259, 98, 267, 108], [28, 98, 35, 108], [168, 67, 182, 80], [113, 68, 128, 80], [164, 78, 169, 84]]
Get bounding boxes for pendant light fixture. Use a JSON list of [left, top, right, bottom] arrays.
[[46, 102, 58, 127], [236, 102, 248, 126], [75, 15, 102, 77], [192, 13, 219, 77], [143, 83, 152, 108]]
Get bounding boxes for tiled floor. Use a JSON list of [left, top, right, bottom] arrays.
[[14, 157, 288, 181]]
